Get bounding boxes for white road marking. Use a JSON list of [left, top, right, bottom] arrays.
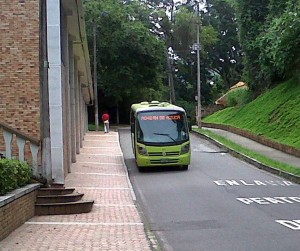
[[276, 220, 300, 230], [86, 135, 117, 137], [25, 222, 143, 226], [237, 196, 300, 205], [93, 204, 135, 207], [74, 172, 126, 177], [77, 187, 130, 190], [214, 180, 296, 186], [84, 140, 118, 143], [82, 146, 119, 149], [77, 162, 123, 165], [79, 153, 122, 156]]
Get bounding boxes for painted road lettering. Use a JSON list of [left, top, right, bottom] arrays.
[[276, 220, 300, 230], [214, 180, 296, 186], [237, 196, 300, 205]]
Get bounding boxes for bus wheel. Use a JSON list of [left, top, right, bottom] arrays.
[[138, 166, 147, 172], [180, 165, 188, 171]]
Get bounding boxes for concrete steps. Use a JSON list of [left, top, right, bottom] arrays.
[[36, 192, 84, 204], [35, 188, 94, 215]]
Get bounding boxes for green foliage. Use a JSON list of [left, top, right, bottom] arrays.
[[172, 0, 242, 109], [233, 0, 299, 93], [203, 0, 243, 89], [88, 123, 104, 131], [0, 159, 32, 195], [172, 7, 199, 55], [267, 0, 289, 18], [258, 1, 300, 79], [176, 99, 197, 124], [234, 0, 271, 91], [203, 78, 300, 148], [84, 0, 226, 122], [84, 0, 166, 105], [227, 88, 250, 107], [199, 25, 219, 52], [210, 75, 227, 102]]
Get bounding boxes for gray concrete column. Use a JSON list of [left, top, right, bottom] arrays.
[[79, 80, 83, 147], [61, 12, 71, 176], [69, 40, 76, 163], [47, 0, 64, 184], [74, 60, 80, 154], [80, 87, 84, 145]]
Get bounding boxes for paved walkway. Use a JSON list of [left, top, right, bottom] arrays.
[[0, 131, 151, 251], [203, 127, 300, 169]]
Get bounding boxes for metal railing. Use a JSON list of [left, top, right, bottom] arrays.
[[0, 122, 40, 176]]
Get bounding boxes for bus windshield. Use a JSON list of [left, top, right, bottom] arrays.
[[136, 110, 189, 145]]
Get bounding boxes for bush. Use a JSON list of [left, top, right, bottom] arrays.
[[227, 89, 250, 107], [176, 100, 197, 125], [0, 159, 32, 196]]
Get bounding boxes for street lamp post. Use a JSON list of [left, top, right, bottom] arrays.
[[93, 22, 99, 131]]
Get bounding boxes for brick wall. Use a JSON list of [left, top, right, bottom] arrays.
[[0, 186, 39, 241], [0, 0, 41, 140]]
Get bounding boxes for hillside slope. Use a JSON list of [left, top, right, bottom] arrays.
[[203, 78, 300, 149]]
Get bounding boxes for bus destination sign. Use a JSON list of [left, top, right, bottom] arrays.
[[141, 115, 181, 121]]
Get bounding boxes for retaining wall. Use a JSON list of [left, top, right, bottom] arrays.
[[0, 184, 40, 241], [202, 122, 300, 158]]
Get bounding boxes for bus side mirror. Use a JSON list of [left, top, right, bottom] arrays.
[[131, 123, 134, 133], [187, 122, 191, 131], [187, 116, 192, 131]]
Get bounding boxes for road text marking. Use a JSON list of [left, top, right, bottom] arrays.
[[237, 196, 300, 205], [276, 220, 300, 230], [214, 180, 296, 186]]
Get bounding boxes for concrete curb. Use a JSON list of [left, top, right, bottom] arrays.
[[202, 122, 300, 157], [117, 134, 137, 201], [192, 131, 300, 184]]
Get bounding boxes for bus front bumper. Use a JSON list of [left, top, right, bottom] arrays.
[[136, 153, 190, 167]]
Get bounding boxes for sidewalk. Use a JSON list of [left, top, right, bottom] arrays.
[[202, 127, 300, 169], [0, 131, 151, 251]]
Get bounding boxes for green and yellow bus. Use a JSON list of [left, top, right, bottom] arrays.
[[130, 101, 191, 170]]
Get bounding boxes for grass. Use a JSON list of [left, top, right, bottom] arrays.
[[194, 128, 300, 176], [88, 123, 104, 131], [203, 78, 300, 148]]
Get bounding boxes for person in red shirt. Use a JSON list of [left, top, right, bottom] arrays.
[[102, 112, 110, 133]]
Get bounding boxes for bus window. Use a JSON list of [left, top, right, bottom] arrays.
[[137, 111, 189, 145]]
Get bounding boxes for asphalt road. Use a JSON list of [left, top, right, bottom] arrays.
[[119, 128, 300, 251]]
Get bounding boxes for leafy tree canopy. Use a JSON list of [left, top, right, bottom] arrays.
[[84, 0, 166, 105], [258, 0, 300, 81], [232, 0, 299, 93]]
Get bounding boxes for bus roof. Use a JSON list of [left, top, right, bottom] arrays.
[[131, 101, 185, 114]]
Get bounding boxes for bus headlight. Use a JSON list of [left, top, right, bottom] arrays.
[[181, 143, 190, 154], [138, 146, 148, 155]]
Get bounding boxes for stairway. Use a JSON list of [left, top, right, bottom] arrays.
[[35, 187, 94, 215]]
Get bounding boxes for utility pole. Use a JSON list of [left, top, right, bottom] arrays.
[[196, 21, 201, 128], [167, 54, 176, 104], [93, 23, 99, 131]]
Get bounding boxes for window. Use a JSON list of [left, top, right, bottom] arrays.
[[137, 110, 188, 145]]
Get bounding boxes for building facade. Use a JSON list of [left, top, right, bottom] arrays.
[[0, 0, 93, 185]]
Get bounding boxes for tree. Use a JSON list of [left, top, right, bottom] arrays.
[[258, 0, 300, 82], [201, 0, 243, 90], [234, 0, 271, 93], [231, 0, 299, 94], [84, 0, 166, 123], [171, 5, 219, 106]]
